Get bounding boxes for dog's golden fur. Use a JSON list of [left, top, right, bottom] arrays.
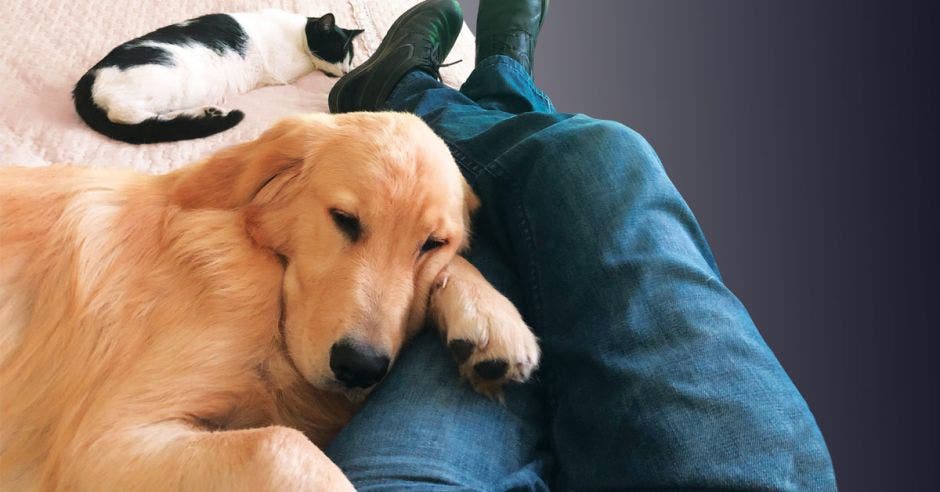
[[0, 113, 538, 490]]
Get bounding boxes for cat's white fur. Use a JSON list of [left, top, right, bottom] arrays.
[[92, 9, 350, 125]]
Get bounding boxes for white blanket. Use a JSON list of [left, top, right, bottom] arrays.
[[0, 0, 474, 173]]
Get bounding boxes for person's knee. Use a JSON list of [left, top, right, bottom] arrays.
[[530, 118, 669, 211], [577, 119, 661, 174]]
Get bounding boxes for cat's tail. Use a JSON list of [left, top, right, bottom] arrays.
[[72, 72, 244, 144]]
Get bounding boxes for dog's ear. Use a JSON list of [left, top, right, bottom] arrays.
[[462, 179, 480, 218], [459, 179, 480, 252], [170, 115, 329, 210]]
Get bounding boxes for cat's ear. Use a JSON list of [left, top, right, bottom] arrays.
[[344, 28, 364, 39], [317, 13, 336, 31]]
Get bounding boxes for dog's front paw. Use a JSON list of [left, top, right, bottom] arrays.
[[431, 273, 540, 398]]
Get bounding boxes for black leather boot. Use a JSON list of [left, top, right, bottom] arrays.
[[328, 0, 463, 113], [475, 0, 549, 74]]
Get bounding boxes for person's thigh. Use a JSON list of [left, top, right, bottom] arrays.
[[326, 227, 552, 491], [465, 115, 835, 490], [382, 65, 834, 489]]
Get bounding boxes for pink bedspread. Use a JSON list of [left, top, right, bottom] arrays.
[[0, 0, 474, 173]]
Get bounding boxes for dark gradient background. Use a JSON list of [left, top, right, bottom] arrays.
[[457, 1, 939, 490]]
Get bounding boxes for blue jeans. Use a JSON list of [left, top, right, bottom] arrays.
[[326, 56, 836, 491]]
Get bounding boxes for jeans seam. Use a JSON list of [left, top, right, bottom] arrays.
[[503, 62, 554, 111], [449, 142, 545, 354], [338, 459, 490, 491], [447, 143, 484, 180], [449, 141, 514, 183], [473, 56, 555, 112], [508, 177, 544, 332], [507, 173, 564, 471]]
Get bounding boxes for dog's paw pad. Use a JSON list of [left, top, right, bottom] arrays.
[[448, 339, 475, 364], [441, 316, 540, 397], [431, 268, 541, 399], [473, 359, 508, 380], [204, 107, 224, 117]]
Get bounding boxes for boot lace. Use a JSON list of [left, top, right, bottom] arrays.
[[424, 43, 461, 80]]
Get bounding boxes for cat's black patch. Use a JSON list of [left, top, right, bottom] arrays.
[[73, 72, 244, 144], [93, 13, 247, 71], [94, 45, 174, 70], [139, 14, 247, 56], [305, 13, 363, 64]]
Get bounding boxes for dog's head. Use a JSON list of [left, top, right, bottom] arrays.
[[174, 113, 478, 395]]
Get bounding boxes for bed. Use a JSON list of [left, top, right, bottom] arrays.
[[0, 0, 475, 173]]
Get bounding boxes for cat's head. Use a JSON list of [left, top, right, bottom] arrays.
[[305, 13, 364, 77]]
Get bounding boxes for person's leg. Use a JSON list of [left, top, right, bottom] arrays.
[[460, 55, 555, 114], [470, 0, 549, 113], [327, 223, 553, 491], [325, 336, 550, 491], [377, 61, 837, 490]]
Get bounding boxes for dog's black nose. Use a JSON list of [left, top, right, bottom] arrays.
[[329, 340, 390, 389]]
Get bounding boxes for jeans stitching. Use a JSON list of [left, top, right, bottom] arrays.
[[447, 143, 483, 179], [506, 172, 565, 464], [506, 177, 545, 339], [502, 60, 554, 110], [473, 56, 555, 111], [450, 141, 510, 181], [448, 141, 559, 428], [337, 459, 490, 490], [448, 140, 544, 335]]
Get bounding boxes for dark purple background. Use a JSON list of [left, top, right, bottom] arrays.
[[456, 1, 938, 489]]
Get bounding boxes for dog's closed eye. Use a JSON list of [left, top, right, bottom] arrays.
[[329, 208, 361, 242], [420, 236, 447, 254]]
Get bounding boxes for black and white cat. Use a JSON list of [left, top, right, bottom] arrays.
[[73, 10, 363, 144]]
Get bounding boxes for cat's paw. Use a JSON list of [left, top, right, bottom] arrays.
[[431, 276, 540, 399], [203, 106, 225, 117]]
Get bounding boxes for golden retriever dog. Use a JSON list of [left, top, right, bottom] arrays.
[[0, 112, 539, 490]]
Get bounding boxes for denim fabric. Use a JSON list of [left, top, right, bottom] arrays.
[[326, 225, 553, 491], [327, 55, 836, 491]]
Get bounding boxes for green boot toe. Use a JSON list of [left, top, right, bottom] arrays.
[[329, 0, 463, 113]]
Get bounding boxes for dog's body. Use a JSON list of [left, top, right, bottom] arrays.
[[0, 113, 539, 490]]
